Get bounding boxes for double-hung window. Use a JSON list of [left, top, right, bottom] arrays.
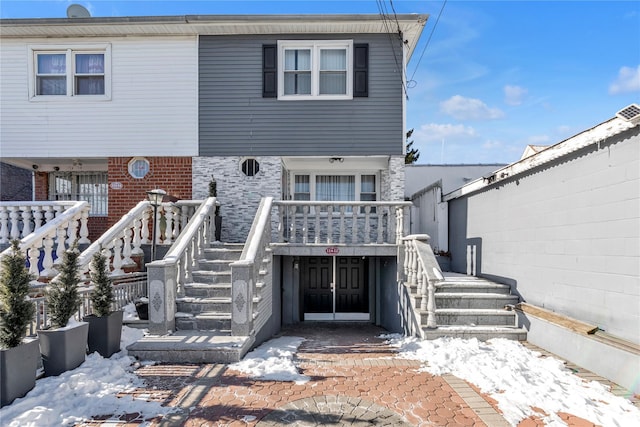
[[29, 45, 111, 99], [278, 41, 353, 100]]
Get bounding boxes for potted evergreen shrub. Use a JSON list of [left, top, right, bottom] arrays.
[[82, 251, 123, 358], [209, 177, 222, 241], [37, 245, 88, 377], [0, 241, 39, 408]]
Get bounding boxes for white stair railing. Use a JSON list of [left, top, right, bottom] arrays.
[[400, 234, 444, 330], [230, 197, 273, 337], [145, 197, 217, 335], [0, 201, 91, 281]]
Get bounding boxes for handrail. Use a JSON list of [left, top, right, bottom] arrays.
[[230, 197, 274, 337], [145, 197, 216, 334], [401, 234, 444, 330]]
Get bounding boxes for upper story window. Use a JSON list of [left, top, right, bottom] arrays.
[[277, 41, 353, 100], [29, 44, 111, 100]]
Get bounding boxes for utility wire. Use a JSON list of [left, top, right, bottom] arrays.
[[409, 0, 448, 83], [376, 0, 408, 97]]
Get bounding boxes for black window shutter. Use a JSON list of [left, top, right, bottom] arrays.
[[263, 45, 277, 98], [353, 43, 369, 97]]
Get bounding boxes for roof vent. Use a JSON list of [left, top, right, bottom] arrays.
[[67, 4, 91, 18], [616, 103, 640, 124]]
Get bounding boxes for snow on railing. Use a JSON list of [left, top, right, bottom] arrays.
[[0, 201, 91, 280]]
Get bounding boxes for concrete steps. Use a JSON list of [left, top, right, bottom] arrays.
[[128, 242, 251, 363], [415, 274, 527, 341]]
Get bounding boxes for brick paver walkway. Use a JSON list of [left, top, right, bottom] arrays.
[[76, 323, 637, 426]]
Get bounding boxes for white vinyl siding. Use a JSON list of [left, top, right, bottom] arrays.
[[1, 37, 198, 157]]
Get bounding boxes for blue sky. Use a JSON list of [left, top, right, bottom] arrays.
[[1, 0, 639, 164]]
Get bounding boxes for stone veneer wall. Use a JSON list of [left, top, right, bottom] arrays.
[[193, 156, 282, 243], [382, 155, 405, 201]]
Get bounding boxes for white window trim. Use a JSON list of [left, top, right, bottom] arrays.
[[128, 157, 150, 179], [277, 40, 353, 101], [28, 44, 112, 101]]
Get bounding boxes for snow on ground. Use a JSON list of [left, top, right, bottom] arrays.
[[0, 307, 175, 427], [382, 334, 640, 426], [228, 336, 309, 384]]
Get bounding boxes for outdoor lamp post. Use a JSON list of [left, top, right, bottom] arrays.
[[146, 189, 166, 261]]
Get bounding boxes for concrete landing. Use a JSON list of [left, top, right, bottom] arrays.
[[126, 330, 254, 363]]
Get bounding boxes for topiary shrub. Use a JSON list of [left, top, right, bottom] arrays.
[[46, 245, 82, 329], [89, 250, 113, 317], [0, 241, 35, 348]]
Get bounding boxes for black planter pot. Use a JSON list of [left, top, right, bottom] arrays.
[[83, 311, 124, 358], [0, 338, 40, 408], [215, 215, 222, 241], [135, 300, 149, 320], [37, 322, 89, 377]]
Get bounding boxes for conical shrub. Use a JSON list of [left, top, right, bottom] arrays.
[[0, 241, 35, 348]]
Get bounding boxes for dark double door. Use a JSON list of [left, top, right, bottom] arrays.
[[301, 256, 368, 321]]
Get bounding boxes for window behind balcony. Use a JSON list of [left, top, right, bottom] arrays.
[[49, 172, 108, 216]]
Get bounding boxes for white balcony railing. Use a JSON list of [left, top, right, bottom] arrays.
[[273, 201, 412, 245]]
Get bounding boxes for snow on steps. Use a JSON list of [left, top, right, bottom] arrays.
[[415, 274, 528, 341]]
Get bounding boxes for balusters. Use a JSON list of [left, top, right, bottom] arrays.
[[41, 233, 56, 278], [288, 205, 296, 243], [164, 204, 174, 244], [141, 208, 150, 244], [66, 216, 79, 245], [54, 227, 67, 265], [28, 247, 40, 278], [20, 206, 33, 236], [278, 205, 285, 243], [339, 206, 346, 244], [122, 227, 135, 267], [377, 205, 384, 244], [112, 238, 124, 275], [363, 205, 371, 244], [0, 207, 9, 243], [314, 204, 321, 244], [352, 205, 358, 244], [326, 205, 333, 244], [33, 207, 44, 230], [131, 216, 144, 255], [9, 206, 20, 240], [302, 205, 309, 244]]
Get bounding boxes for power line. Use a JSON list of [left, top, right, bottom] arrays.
[[376, 0, 408, 97], [409, 0, 448, 84]]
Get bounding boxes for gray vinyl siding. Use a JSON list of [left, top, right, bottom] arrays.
[[199, 34, 403, 156]]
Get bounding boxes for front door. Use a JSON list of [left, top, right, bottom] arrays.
[[302, 256, 369, 321]]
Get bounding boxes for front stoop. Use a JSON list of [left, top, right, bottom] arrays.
[[126, 330, 254, 363], [414, 274, 528, 341]]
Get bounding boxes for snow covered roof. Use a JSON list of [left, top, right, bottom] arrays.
[[444, 105, 640, 201]]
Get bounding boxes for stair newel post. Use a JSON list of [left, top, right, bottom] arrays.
[[230, 260, 254, 336], [147, 261, 176, 335]]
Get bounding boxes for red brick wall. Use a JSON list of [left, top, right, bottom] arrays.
[[34, 172, 48, 200], [108, 157, 192, 226]]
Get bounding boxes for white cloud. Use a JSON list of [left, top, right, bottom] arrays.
[[608, 65, 640, 94], [504, 85, 528, 106], [482, 139, 503, 150], [413, 123, 478, 143], [440, 95, 504, 120]]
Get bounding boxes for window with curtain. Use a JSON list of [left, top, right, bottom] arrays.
[[278, 40, 352, 99], [316, 175, 355, 201], [30, 45, 110, 99], [291, 173, 379, 213]]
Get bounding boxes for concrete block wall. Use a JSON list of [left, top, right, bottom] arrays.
[[448, 127, 639, 344], [193, 156, 282, 243]]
